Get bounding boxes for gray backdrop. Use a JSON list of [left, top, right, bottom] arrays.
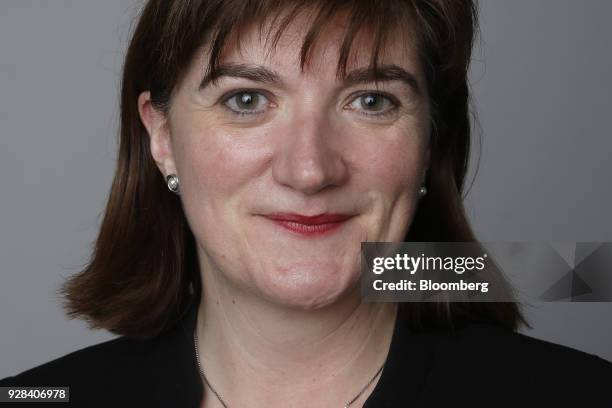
[[1, 0, 611, 377]]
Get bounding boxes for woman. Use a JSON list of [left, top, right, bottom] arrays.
[[2, 0, 610, 406]]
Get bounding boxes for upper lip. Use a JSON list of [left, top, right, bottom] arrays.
[[263, 212, 354, 224]]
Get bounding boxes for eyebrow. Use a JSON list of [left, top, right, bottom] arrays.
[[343, 65, 422, 95], [200, 63, 285, 89], [199, 63, 422, 95]]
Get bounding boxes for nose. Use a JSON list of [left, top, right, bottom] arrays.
[[272, 109, 348, 195]]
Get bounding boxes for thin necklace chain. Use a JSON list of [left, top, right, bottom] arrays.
[[193, 329, 384, 408]]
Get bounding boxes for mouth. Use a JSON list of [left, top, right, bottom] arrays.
[[261, 213, 355, 237]]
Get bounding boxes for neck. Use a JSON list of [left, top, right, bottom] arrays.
[[195, 264, 398, 408]]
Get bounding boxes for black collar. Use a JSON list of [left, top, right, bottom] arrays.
[[363, 308, 440, 407], [145, 296, 203, 406]]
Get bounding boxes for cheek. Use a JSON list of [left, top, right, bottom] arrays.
[[173, 129, 270, 278], [177, 129, 267, 201], [358, 134, 426, 192], [350, 130, 427, 241]]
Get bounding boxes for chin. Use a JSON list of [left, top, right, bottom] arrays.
[[255, 264, 359, 311]]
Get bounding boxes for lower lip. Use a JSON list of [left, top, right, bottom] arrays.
[[266, 218, 350, 236]]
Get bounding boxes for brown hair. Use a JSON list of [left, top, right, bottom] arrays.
[[61, 0, 523, 339]]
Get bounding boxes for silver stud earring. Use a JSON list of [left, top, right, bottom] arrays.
[[166, 174, 180, 194], [418, 185, 427, 197]]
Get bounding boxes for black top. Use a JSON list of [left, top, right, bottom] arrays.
[[2, 300, 611, 407]]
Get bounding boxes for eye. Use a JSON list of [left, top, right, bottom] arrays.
[[223, 90, 270, 116], [346, 93, 398, 118]]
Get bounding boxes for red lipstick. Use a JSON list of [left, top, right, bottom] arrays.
[[263, 213, 353, 236]]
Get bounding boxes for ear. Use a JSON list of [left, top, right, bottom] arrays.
[[422, 143, 431, 184], [137, 91, 177, 178]]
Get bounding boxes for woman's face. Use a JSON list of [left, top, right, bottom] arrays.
[[143, 13, 430, 309]]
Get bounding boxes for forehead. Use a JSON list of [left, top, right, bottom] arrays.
[[188, 6, 421, 83]]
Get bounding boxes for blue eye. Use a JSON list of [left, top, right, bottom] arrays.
[[221, 90, 398, 118], [347, 93, 398, 118], [223, 91, 270, 116]]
